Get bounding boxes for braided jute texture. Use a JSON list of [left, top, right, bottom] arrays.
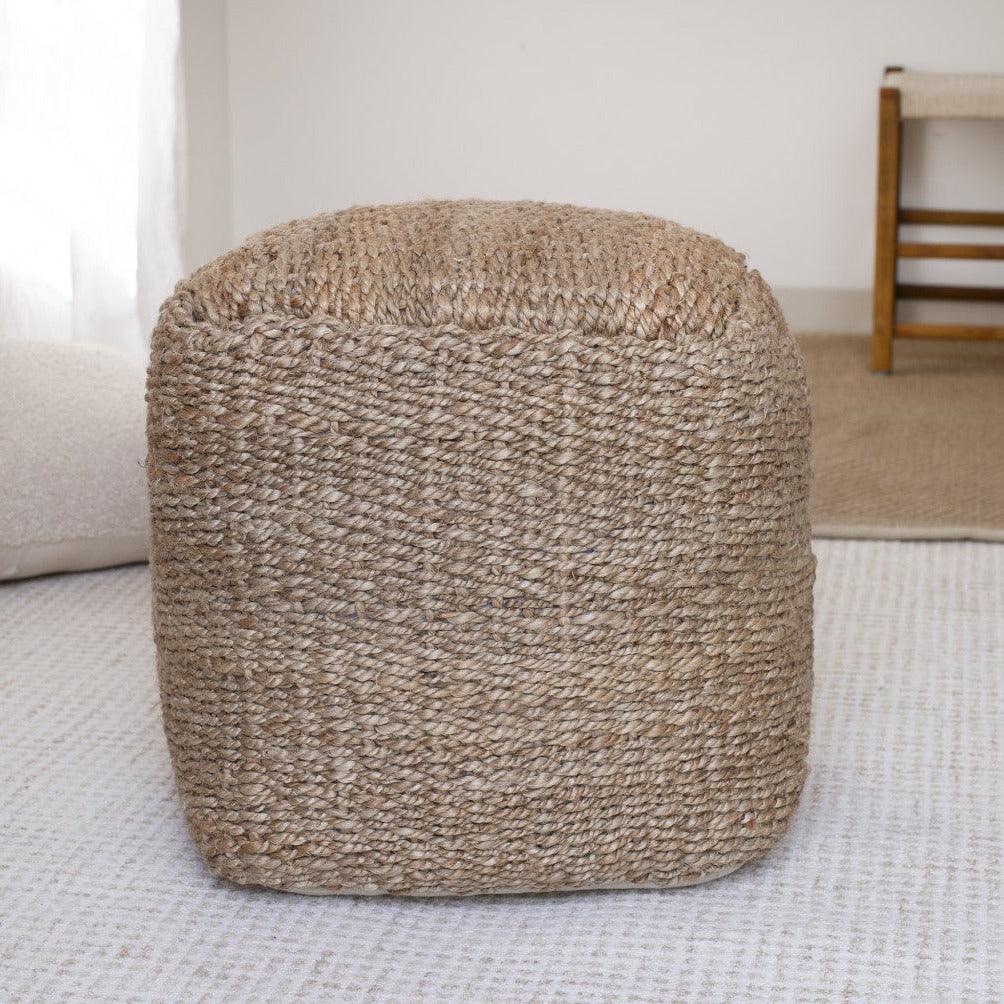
[[147, 200, 814, 896]]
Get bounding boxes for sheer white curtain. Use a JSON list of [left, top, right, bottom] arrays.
[[0, 0, 182, 359]]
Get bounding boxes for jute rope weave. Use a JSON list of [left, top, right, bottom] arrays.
[[147, 200, 814, 896]]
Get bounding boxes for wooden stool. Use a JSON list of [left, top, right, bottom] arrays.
[[872, 67, 1004, 372]]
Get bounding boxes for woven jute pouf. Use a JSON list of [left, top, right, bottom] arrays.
[[147, 200, 814, 896]]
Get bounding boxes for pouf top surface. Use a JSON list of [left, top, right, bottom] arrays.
[[169, 200, 763, 346]]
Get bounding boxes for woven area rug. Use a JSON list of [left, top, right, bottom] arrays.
[[2, 544, 1001, 1002], [799, 333, 1004, 541]]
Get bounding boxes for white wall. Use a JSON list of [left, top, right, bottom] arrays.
[[184, 0, 1004, 330], [180, 0, 232, 272]]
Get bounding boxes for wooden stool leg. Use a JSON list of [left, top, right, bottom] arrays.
[[872, 87, 901, 372]]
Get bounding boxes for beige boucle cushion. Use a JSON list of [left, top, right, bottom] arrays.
[[884, 70, 1004, 119], [0, 341, 149, 580]]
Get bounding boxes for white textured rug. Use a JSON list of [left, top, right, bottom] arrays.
[[1, 541, 1001, 1003]]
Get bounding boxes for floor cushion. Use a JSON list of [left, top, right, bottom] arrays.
[[0, 340, 149, 580]]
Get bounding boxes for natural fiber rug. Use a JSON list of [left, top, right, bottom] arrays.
[[2, 544, 1001, 1001], [799, 333, 1004, 541]]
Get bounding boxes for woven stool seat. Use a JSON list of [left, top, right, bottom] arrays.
[[884, 69, 1004, 119], [147, 200, 815, 896]]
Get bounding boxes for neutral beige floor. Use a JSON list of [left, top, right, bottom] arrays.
[[799, 333, 1004, 541]]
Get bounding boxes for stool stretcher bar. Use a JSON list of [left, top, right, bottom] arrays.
[[895, 323, 1004, 341], [898, 208, 1004, 226], [897, 242, 1004, 260], [897, 284, 1004, 303]]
